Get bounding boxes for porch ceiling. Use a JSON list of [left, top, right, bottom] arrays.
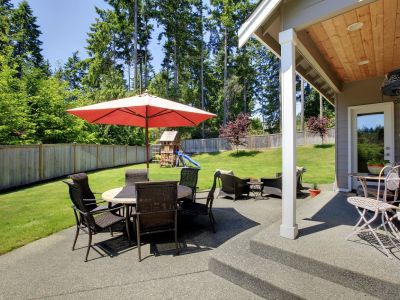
[[305, 0, 400, 83]]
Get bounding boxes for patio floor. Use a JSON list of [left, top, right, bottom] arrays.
[[0, 194, 308, 299]]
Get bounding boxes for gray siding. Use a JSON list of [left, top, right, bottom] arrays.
[[336, 76, 400, 190]]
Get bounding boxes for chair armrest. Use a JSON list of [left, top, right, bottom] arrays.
[[261, 177, 282, 189], [82, 198, 106, 204], [91, 205, 123, 215]]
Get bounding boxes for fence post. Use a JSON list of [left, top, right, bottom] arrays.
[[96, 144, 100, 169], [126, 145, 128, 165], [112, 145, 115, 166], [38, 143, 44, 180], [73, 142, 77, 173]]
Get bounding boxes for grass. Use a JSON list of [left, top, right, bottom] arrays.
[[0, 144, 334, 255]]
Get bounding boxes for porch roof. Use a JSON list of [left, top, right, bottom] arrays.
[[239, 0, 400, 104]]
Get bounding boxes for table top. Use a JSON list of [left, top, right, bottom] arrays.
[[102, 185, 193, 204], [348, 173, 384, 181], [247, 181, 263, 185]]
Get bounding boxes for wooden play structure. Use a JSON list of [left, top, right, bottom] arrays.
[[159, 131, 180, 167]]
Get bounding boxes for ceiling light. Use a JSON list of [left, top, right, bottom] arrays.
[[357, 60, 369, 66], [347, 22, 363, 32]]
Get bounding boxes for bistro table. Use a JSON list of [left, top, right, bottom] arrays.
[[349, 173, 384, 198], [102, 185, 192, 241], [247, 181, 265, 199]]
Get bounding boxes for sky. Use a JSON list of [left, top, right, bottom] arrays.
[[11, 0, 164, 72]]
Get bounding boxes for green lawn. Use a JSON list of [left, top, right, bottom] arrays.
[[0, 144, 334, 255]]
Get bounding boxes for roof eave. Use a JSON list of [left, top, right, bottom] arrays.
[[238, 0, 282, 48]]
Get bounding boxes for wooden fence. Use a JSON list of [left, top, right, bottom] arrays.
[[0, 144, 146, 191], [180, 128, 335, 153]]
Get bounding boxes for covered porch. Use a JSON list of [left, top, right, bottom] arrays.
[[239, 0, 400, 239]]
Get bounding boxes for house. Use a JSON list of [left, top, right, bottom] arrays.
[[239, 0, 400, 240]]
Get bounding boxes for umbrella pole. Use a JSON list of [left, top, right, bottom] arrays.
[[145, 110, 149, 179]]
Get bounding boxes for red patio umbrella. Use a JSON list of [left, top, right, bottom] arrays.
[[67, 93, 216, 172]]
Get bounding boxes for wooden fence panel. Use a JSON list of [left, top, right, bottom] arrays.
[[42, 144, 74, 180], [136, 146, 146, 162], [180, 128, 335, 153], [127, 146, 138, 164], [75, 144, 97, 172], [113, 145, 127, 166], [97, 145, 114, 169]]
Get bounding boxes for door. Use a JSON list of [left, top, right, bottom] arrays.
[[348, 103, 394, 190]]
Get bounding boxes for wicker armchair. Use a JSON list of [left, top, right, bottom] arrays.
[[179, 167, 199, 202], [133, 181, 179, 262], [69, 173, 108, 212], [125, 169, 149, 186], [63, 181, 125, 262], [218, 173, 250, 200], [181, 171, 220, 232], [261, 168, 305, 197]]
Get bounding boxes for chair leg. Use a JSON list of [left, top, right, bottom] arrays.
[[85, 230, 92, 262], [72, 225, 80, 251], [209, 215, 216, 233], [136, 217, 141, 262], [210, 212, 216, 224], [175, 212, 180, 255], [109, 225, 113, 237]]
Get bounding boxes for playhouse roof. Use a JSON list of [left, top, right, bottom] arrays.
[[160, 131, 179, 142]]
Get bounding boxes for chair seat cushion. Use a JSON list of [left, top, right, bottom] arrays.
[[180, 202, 207, 215], [95, 212, 124, 229]]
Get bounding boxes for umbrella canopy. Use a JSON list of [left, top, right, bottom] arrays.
[[67, 93, 216, 172], [67, 93, 215, 127]]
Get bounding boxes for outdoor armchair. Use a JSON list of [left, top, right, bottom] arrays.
[[132, 181, 179, 262], [125, 169, 149, 186], [179, 167, 199, 202], [218, 173, 250, 200], [181, 171, 220, 232], [261, 167, 306, 197], [69, 173, 109, 213], [63, 181, 125, 262]]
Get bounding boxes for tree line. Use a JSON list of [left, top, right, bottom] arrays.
[[0, 0, 333, 146]]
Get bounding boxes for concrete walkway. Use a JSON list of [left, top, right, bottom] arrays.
[[0, 195, 308, 299]]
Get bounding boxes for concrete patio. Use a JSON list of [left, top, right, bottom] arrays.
[[2, 188, 400, 299]]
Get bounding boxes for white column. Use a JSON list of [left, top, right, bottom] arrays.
[[279, 28, 298, 240]]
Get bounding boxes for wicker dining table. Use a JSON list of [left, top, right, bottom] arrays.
[[102, 185, 192, 241]]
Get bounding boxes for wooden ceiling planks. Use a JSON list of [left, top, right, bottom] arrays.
[[306, 0, 400, 83]]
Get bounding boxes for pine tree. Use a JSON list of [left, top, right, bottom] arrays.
[[10, 0, 45, 74]]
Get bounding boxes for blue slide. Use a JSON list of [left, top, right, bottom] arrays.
[[176, 151, 201, 169]]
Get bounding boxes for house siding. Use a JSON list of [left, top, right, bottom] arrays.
[[336, 76, 400, 190]]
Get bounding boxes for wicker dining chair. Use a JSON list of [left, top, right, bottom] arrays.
[[63, 181, 125, 262], [133, 181, 179, 262], [125, 169, 149, 186], [69, 173, 108, 212], [181, 171, 220, 233], [179, 167, 199, 202]]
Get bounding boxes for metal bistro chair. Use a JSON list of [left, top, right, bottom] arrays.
[[125, 169, 149, 186], [346, 166, 400, 258], [181, 171, 220, 233], [133, 181, 179, 262], [63, 181, 125, 262], [179, 167, 199, 203]]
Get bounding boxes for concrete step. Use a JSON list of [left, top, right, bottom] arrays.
[[249, 191, 400, 299], [208, 225, 377, 299]]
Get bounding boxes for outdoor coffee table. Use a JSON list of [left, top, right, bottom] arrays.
[[102, 185, 192, 241], [247, 181, 264, 199]]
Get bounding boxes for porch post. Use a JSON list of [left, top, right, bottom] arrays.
[[279, 28, 298, 239]]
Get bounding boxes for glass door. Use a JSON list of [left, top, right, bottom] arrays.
[[348, 103, 394, 190]]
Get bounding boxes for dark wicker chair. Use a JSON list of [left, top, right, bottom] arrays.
[[63, 181, 125, 262], [69, 173, 108, 212], [218, 173, 250, 200], [133, 181, 179, 262], [125, 169, 149, 186], [179, 167, 199, 202], [181, 171, 220, 233], [261, 168, 305, 197]]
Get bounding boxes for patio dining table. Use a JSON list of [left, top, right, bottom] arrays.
[[102, 185, 192, 241]]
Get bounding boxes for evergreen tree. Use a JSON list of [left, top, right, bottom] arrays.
[[10, 0, 45, 74]]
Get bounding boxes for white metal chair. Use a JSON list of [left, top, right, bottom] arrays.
[[346, 165, 400, 258]]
